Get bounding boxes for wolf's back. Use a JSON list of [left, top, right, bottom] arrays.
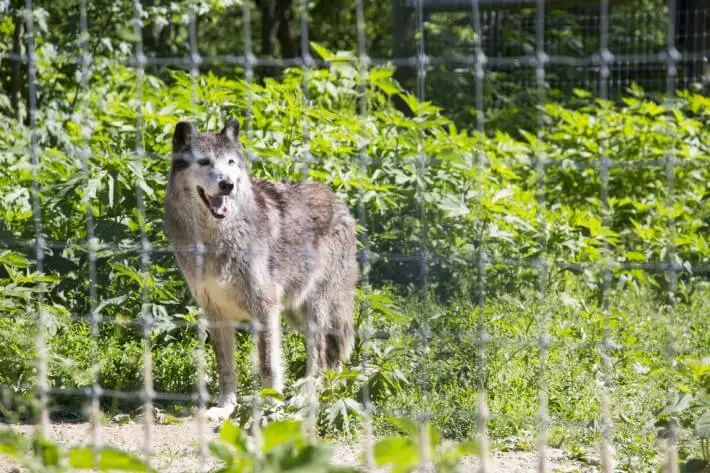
[[259, 181, 358, 367]]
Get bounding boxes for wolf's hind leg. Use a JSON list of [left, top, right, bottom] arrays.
[[303, 298, 333, 378], [305, 325, 327, 378], [325, 297, 355, 369], [306, 286, 356, 375]]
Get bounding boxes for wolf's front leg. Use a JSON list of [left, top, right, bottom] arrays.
[[206, 323, 237, 422], [257, 305, 284, 393]]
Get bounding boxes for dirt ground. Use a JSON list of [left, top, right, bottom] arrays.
[[2, 421, 597, 473]]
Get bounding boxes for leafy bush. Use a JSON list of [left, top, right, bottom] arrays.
[[0, 40, 708, 472], [209, 419, 358, 473], [0, 425, 152, 473], [373, 417, 477, 473], [0, 417, 478, 473]]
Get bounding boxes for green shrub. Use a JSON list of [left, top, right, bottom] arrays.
[[0, 41, 708, 471]]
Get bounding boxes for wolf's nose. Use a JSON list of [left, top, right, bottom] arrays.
[[218, 179, 234, 194]]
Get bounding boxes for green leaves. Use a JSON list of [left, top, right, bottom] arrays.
[[0, 23, 708, 471], [209, 419, 354, 473], [438, 194, 469, 218], [4, 45, 707, 313], [372, 418, 477, 473], [373, 436, 420, 473], [68, 447, 152, 471], [261, 420, 303, 453], [0, 428, 22, 456], [0, 428, 151, 473]]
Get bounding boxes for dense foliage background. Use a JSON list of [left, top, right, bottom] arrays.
[[0, 1, 708, 472]]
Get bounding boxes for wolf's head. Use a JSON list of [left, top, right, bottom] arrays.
[[170, 120, 248, 220]]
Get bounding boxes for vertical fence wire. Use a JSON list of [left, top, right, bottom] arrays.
[[130, 0, 154, 463], [469, 0, 491, 470], [663, 0, 680, 471], [298, 0, 318, 444], [597, 1, 615, 471], [23, 0, 49, 439], [533, 0, 550, 471], [414, 0, 429, 296], [77, 0, 102, 459], [240, 0, 263, 456], [413, 0, 434, 468], [184, 4, 210, 468], [354, 0, 375, 469]]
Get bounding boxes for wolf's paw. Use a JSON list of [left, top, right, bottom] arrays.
[[205, 405, 235, 423]]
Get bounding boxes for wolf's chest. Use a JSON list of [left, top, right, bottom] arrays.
[[189, 274, 251, 321]]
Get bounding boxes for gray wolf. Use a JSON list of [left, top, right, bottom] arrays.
[[164, 120, 358, 421]]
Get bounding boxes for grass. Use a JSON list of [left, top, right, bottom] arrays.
[[357, 275, 709, 471], [1, 272, 708, 472]]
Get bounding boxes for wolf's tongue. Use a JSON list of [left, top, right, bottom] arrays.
[[207, 194, 228, 217]]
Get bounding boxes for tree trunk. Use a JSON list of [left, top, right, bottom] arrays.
[[392, 0, 416, 115], [260, 0, 276, 56], [259, 0, 297, 57], [157, 22, 174, 55], [276, 0, 298, 58]]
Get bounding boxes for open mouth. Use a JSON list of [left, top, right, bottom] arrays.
[[197, 186, 229, 219]]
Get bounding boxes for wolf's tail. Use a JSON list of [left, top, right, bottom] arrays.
[[325, 306, 355, 369]]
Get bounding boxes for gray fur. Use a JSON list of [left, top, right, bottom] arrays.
[[164, 120, 358, 420]]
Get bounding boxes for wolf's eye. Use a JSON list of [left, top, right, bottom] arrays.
[[197, 158, 210, 166], [228, 159, 236, 166]]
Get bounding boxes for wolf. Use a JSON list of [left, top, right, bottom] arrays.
[[164, 120, 358, 421]]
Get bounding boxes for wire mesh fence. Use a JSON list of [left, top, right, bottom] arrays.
[[0, 0, 709, 472]]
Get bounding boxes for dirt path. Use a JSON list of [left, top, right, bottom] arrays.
[[3, 422, 596, 473]]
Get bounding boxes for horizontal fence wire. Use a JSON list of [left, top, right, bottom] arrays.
[[5, 148, 710, 169], [5, 150, 709, 176], [5, 384, 663, 431], [2, 50, 710, 68], [0, 310, 703, 356], [2, 1, 708, 473], [3, 238, 709, 273]]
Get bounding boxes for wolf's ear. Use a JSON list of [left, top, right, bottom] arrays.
[[173, 121, 196, 151], [220, 119, 240, 143]]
